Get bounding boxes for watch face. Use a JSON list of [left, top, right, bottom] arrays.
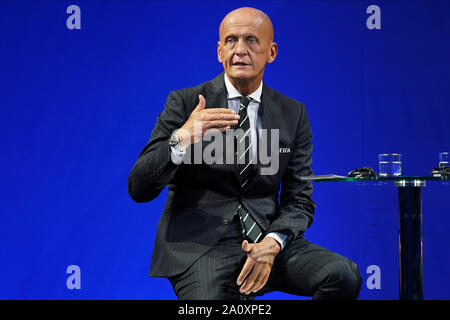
[[169, 132, 185, 152], [168, 140, 177, 147], [169, 133, 179, 146]]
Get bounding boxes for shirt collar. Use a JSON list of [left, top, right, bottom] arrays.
[[224, 73, 262, 103]]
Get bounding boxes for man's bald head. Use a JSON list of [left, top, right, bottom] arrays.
[[217, 7, 278, 95], [219, 7, 274, 42]]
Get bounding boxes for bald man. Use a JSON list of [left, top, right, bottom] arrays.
[[128, 7, 362, 300]]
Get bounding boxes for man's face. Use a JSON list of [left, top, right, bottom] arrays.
[[217, 11, 277, 83]]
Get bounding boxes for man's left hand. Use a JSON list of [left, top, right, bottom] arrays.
[[237, 237, 281, 295]]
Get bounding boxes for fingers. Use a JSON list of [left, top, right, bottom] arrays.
[[200, 109, 239, 129], [205, 112, 240, 120], [248, 268, 270, 294], [199, 115, 238, 131], [240, 264, 260, 294], [238, 240, 273, 295], [236, 256, 254, 286], [204, 107, 236, 114], [236, 241, 256, 288], [192, 97, 239, 131], [239, 265, 269, 295], [216, 126, 231, 132], [201, 111, 239, 129], [236, 241, 254, 285]]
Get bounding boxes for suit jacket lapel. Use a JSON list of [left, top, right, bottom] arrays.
[[205, 73, 227, 110], [260, 83, 280, 148]]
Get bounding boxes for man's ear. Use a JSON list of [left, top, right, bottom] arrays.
[[267, 42, 278, 64], [217, 41, 223, 63]]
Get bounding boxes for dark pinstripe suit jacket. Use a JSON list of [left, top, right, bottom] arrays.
[[127, 73, 316, 277]]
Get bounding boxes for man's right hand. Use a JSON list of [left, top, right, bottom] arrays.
[[177, 94, 240, 147]]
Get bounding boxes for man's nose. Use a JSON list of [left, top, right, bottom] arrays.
[[235, 38, 247, 56]]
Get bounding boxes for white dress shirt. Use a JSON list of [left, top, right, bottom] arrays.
[[169, 73, 287, 250]]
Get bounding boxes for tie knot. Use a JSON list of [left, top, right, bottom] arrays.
[[240, 96, 252, 109]]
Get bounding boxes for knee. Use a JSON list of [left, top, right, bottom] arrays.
[[341, 261, 363, 299], [318, 260, 363, 300]]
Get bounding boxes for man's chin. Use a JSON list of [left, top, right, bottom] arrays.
[[227, 70, 255, 82]]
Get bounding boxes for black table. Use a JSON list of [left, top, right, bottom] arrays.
[[313, 176, 449, 300]]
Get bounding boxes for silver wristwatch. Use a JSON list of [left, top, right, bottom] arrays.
[[168, 131, 186, 153]]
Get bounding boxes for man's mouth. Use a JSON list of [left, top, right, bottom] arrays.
[[233, 62, 250, 66]]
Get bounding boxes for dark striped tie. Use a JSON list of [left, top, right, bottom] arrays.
[[235, 96, 263, 243], [237, 204, 263, 243], [236, 96, 254, 188]]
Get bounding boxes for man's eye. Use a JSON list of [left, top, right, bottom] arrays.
[[247, 38, 257, 44], [226, 38, 236, 44]]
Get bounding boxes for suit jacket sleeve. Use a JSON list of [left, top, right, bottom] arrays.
[[127, 90, 188, 203], [266, 103, 316, 243]]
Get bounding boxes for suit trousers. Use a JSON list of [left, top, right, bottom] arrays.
[[168, 214, 363, 300]]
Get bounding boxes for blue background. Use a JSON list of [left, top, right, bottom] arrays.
[[1, 0, 449, 299]]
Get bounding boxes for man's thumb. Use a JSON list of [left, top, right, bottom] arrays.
[[242, 240, 252, 252], [195, 94, 206, 110]]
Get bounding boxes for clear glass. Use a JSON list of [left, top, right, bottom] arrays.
[[379, 153, 402, 177], [439, 152, 449, 168]]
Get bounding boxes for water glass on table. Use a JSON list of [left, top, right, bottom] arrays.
[[379, 153, 402, 177], [439, 152, 449, 168]]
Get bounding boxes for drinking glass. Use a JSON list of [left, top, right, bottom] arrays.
[[439, 152, 449, 168], [379, 153, 402, 177]]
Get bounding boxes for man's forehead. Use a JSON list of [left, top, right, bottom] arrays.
[[220, 18, 267, 38], [222, 24, 260, 36]]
